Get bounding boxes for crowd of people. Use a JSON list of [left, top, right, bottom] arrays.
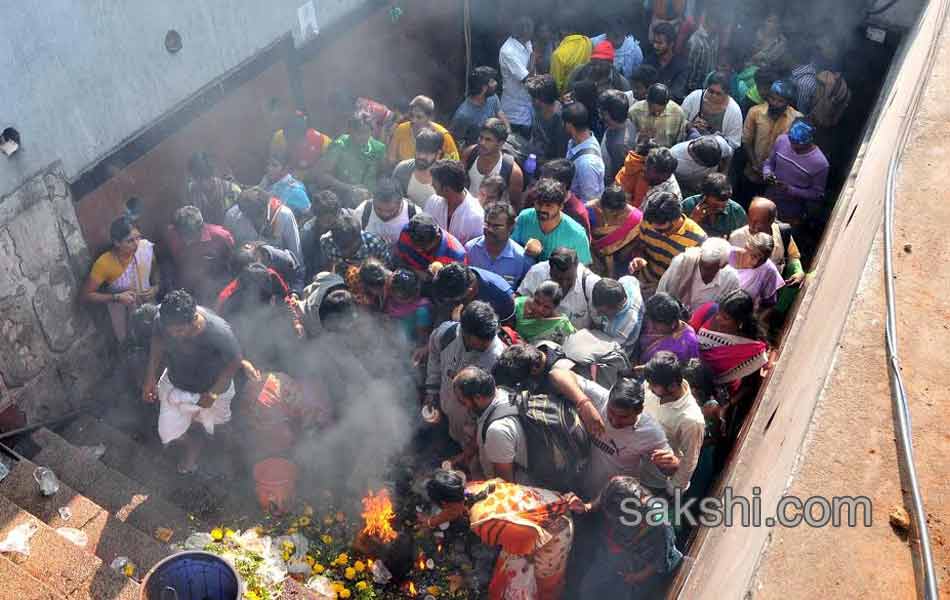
[[79, 3, 851, 598]]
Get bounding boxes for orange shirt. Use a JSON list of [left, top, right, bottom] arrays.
[[614, 151, 651, 208], [387, 121, 460, 163]]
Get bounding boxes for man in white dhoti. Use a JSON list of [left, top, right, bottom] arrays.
[[142, 289, 243, 473]]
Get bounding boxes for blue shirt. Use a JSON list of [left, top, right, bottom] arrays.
[[471, 266, 516, 322], [268, 175, 311, 216], [511, 209, 592, 265], [590, 34, 644, 79], [450, 95, 501, 147], [465, 236, 533, 288], [593, 275, 644, 354], [566, 135, 605, 202]]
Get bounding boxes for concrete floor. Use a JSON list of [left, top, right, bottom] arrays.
[[749, 9, 950, 599]]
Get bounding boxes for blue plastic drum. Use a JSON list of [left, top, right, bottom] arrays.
[[141, 551, 242, 600]]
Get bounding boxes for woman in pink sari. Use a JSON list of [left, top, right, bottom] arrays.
[[587, 185, 642, 278]]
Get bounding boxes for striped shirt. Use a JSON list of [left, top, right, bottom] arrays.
[[639, 217, 707, 286], [395, 226, 467, 272]]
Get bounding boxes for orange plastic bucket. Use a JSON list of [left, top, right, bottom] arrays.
[[253, 458, 298, 514]]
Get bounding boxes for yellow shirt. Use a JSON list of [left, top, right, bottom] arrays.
[[550, 35, 593, 92], [89, 251, 127, 285], [388, 121, 459, 163]]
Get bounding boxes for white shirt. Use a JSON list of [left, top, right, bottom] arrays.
[[499, 36, 534, 127], [354, 199, 418, 245], [468, 154, 503, 199], [685, 264, 740, 312], [641, 381, 705, 494], [424, 191, 485, 245], [518, 262, 601, 330], [407, 171, 436, 207], [577, 377, 671, 497], [680, 89, 744, 150], [477, 388, 529, 481]]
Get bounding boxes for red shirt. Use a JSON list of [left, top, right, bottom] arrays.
[[564, 192, 592, 239], [164, 224, 234, 303]]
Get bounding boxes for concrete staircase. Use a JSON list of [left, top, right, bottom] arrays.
[[0, 413, 261, 599]]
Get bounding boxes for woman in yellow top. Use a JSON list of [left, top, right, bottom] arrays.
[[386, 95, 459, 165], [81, 215, 160, 342]]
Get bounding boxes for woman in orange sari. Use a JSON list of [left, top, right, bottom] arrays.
[[424, 469, 586, 600], [587, 185, 642, 278]]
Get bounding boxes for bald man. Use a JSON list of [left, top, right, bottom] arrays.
[[729, 197, 805, 288]]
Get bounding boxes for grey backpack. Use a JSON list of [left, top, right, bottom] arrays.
[[560, 329, 631, 390]]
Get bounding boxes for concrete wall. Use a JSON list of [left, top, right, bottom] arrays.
[[0, 0, 372, 199], [0, 164, 106, 424]]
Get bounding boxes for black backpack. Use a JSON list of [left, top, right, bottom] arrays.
[[481, 389, 591, 492]]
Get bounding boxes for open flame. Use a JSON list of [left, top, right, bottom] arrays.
[[361, 489, 397, 544], [408, 582, 418, 596]]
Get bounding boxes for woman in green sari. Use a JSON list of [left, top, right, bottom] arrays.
[[513, 280, 576, 344]]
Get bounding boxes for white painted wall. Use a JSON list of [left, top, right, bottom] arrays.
[[0, 0, 370, 197]]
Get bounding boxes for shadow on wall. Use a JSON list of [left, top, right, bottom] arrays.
[[75, 0, 467, 255]]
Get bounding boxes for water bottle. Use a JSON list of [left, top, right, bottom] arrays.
[[524, 153, 537, 178]]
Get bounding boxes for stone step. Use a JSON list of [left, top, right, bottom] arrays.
[[30, 428, 203, 543], [0, 493, 139, 600], [0, 555, 67, 600], [60, 415, 258, 523], [0, 457, 170, 572]]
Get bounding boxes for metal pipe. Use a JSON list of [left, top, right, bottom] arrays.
[[881, 1, 945, 597], [0, 407, 92, 443]]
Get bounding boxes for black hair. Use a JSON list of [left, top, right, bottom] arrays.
[[469, 66, 499, 96], [313, 190, 341, 215], [330, 212, 363, 249], [484, 200, 515, 225], [653, 22, 677, 44], [480, 117, 510, 143], [535, 280, 565, 305], [683, 358, 716, 404], [407, 213, 439, 246], [599, 89, 630, 123], [608, 377, 645, 411], [531, 177, 567, 206], [492, 344, 544, 388], [549, 246, 579, 272], [601, 185, 627, 211], [644, 350, 684, 386], [755, 67, 780, 88], [691, 138, 723, 169], [427, 469, 495, 508], [571, 80, 598, 114], [230, 242, 260, 275], [430, 160, 467, 194], [643, 191, 683, 224], [480, 175, 508, 199], [319, 289, 357, 331], [390, 268, 420, 298], [160, 289, 197, 328], [188, 151, 214, 179], [646, 83, 671, 106], [706, 70, 731, 90], [645, 292, 684, 326], [459, 300, 499, 340], [525, 74, 559, 105], [631, 64, 658, 87], [592, 278, 627, 309], [718, 288, 764, 340], [172, 205, 204, 236], [599, 476, 646, 522], [539, 159, 575, 190], [701, 172, 732, 199], [562, 102, 591, 130], [415, 127, 445, 154], [109, 215, 136, 244], [358, 258, 390, 289], [432, 262, 473, 302], [129, 303, 160, 344], [375, 177, 402, 203], [635, 138, 660, 157], [454, 366, 496, 399], [646, 147, 678, 176]]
